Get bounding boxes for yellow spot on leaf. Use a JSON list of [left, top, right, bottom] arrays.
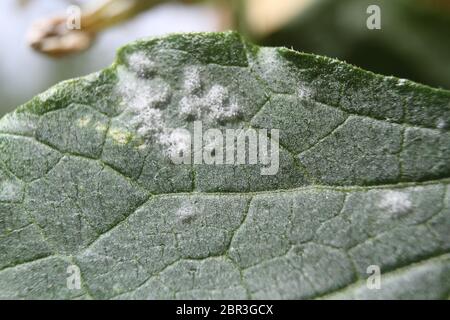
[[95, 123, 108, 132], [77, 116, 91, 127], [109, 128, 133, 145]]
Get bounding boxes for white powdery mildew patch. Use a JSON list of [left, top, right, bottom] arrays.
[[179, 96, 203, 119], [176, 201, 196, 223], [378, 190, 412, 216], [183, 66, 202, 94], [0, 180, 22, 202], [259, 48, 313, 99], [127, 51, 157, 76], [116, 65, 172, 141], [208, 85, 240, 121], [117, 67, 171, 111], [116, 59, 197, 159], [297, 84, 313, 99], [37, 85, 60, 103], [437, 118, 448, 130], [179, 66, 241, 122], [397, 78, 408, 86], [135, 108, 164, 138], [158, 128, 191, 160], [259, 48, 281, 70]]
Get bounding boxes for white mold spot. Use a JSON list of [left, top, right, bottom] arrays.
[[257, 47, 296, 80], [397, 79, 408, 86], [437, 118, 447, 130], [176, 201, 196, 223], [183, 66, 202, 94], [127, 51, 156, 76], [0, 113, 38, 135], [117, 67, 171, 112], [37, 85, 59, 103], [134, 107, 164, 138], [179, 95, 202, 119], [159, 128, 191, 160], [297, 84, 313, 99], [258, 48, 313, 98], [179, 66, 241, 122], [0, 179, 23, 202], [116, 65, 173, 144], [259, 48, 282, 71], [207, 85, 240, 121], [378, 190, 412, 216]]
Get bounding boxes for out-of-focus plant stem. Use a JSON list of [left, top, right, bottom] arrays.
[[27, 0, 201, 57]]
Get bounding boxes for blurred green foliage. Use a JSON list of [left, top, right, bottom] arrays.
[[252, 0, 450, 89]]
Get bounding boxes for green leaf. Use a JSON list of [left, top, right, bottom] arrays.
[[0, 32, 449, 300]]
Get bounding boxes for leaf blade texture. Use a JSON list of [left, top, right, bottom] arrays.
[[0, 32, 449, 299]]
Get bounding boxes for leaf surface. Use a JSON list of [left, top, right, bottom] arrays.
[[0, 32, 449, 299]]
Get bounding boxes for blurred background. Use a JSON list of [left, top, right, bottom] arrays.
[[0, 0, 449, 116]]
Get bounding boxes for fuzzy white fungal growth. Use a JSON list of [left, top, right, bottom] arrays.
[[205, 85, 241, 121], [378, 191, 412, 216], [259, 48, 313, 100], [0, 180, 22, 202], [179, 67, 241, 122], [117, 67, 171, 112], [116, 65, 173, 142], [183, 66, 202, 94], [127, 51, 156, 76], [179, 96, 202, 119], [259, 48, 280, 70], [297, 85, 313, 99], [159, 128, 191, 160], [116, 60, 239, 157], [437, 118, 447, 130], [176, 202, 196, 222], [134, 108, 163, 138]]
